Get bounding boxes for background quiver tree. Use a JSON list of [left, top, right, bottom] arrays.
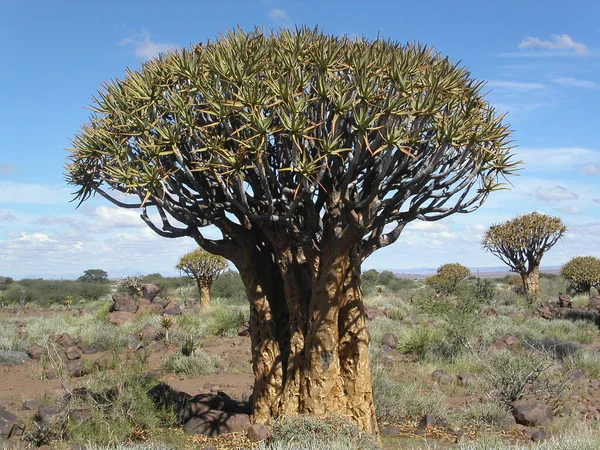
[[66, 27, 518, 433], [425, 263, 471, 295], [560, 256, 600, 296], [176, 248, 228, 307], [77, 269, 109, 283], [482, 212, 566, 296]]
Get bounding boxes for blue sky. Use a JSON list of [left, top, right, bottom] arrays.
[[1, 0, 599, 279]]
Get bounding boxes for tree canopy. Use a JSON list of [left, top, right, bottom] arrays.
[[561, 256, 600, 295], [66, 27, 517, 266]]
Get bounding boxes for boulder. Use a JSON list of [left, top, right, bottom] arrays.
[[430, 369, 453, 385], [164, 301, 182, 316], [511, 400, 553, 426], [137, 303, 164, 315], [0, 408, 25, 438], [137, 325, 159, 341], [523, 428, 549, 442], [501, 335, 520, 347], [108, 311, 135, 326], [237, 325, 250, 337], [64, 346, 82, 361], [456, 372, 478, 386], [151, 297, 169, 308], [35, 405, 62, 428], [418, 414, 436, 429], [141, 284, 161, 301], [28, 345, 45, 361], [22, 399, 41, 411], [82, 344, 102, 354], [50, 333, 78, 348], [65, 359, 88, 378], [364, 308, 386, 320], [111, 294, 137, 313], [588, 296, 600, 311], [247, 423, 271, 442], [381, 425, 400, 436], [183, 410, 250, 436], [381, 333, 398, 349], [558, 293, 572, 308]]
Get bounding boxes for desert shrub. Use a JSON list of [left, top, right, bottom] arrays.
[[457, 402, 513, 426], [67, 371, 169, 446], [210, 270, 245, 300], [2, 279, 109, 306], [361, 269, 418, 296], [141, 273, 192, 293], [266, 414, 379, 450], [372, 367, 447, 422], [565, 350, 600, 379], [525, 337, 582, 361], [0, 349, 28, 366], [470, 276, 496, 302], [425, 263, 471, 295], [506, 275, 524, 294], [205, 306, 248, 337], [398, 327, 442, 359], [163, 351, 219, 377], [561, 256, 600, 295]]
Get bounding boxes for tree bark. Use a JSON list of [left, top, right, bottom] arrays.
[[196, 279, 212, 308], [239, 243, 378, 434], [521, 264, 540, 295]]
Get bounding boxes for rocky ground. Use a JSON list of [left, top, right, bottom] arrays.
[[1, 281, 600, 449]]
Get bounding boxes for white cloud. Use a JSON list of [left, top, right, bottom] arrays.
[[518, 34, 588, 55], [35, 215, 77, 226], [533, 185, 579, 201], [581, 164, 600, 175], [487, 80, 544, 91], [0, 181, 71, 205], [92, 206, 145, 228], [0, 212, 17, 222], [517, 147, 600, 172], [13, 232, 56, 244], [268, 8, 291, 26], [121, 30, 178, 60], [553, 77, 597, 89], [555, 206, 582, 215]]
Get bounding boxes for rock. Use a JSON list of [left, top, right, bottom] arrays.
[[137, 303, 164, 315], [569, 370, 587, 382], [111, 293, 137, 313], [142, 284, 162, 301], [201, 445, 217, 450], [588, 296, 600, 311], [94, 355, 115, 370], [480, 307, 497, 317], [501, 335, 520, 347], [418, 414, 436, 429], [82, 344, 101, 354], [381, 425, 400, 436], [489, 339, 508, 351], [537, 305, 556, 320], [69, 409, 93, 423], [22, 399, 41, 411], [164, 301, 182, 316], [523, 428, 549, 442], [0, 408, 25, 438], [511, 400, 553, 426], [183, 410, 250, 436], [456, 372, 478, 386], [430, 369, 454, 385], [151, 297, 169, 308], [64, 346, 82, 360], [558, 293, 572, 308], [50, 333, 79, 348], [381, 333, 398, 349], [35, 405, 62, 427], [65, 359, 88, 377], [237, 325, 250, 337], [247, 423, 271, 442], [364, 308, 386, 320], [137, 325, 159, 341], [108, 311, 135, 326]]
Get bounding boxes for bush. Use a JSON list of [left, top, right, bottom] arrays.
[[266, 414, 379, 450], [2, 279, 110, 306], [425, 263, 471, 295], [163, 351, 219, 377], [205, 306, 248, 337], [506, 275, 524, 294], [210, 270, 245, 300], [561, 256, 600, 295]]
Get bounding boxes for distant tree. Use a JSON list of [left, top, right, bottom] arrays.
[[425, 263, 470, 295], [176, 249, 228, 307], [561, 256, 600, 295], [482, 212, 566, 295], [77, 269, 109, 283], [65, 28, 516, 432]]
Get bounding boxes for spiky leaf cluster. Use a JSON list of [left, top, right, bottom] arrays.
[[560, 256, 600, 295], [482, 212, 566, 274], [176, 248, 228, 284], [66, 28, 517, 261], [425, 262, 470, 294]]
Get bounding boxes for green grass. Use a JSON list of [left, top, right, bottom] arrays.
[[163, 350, 220, 377]]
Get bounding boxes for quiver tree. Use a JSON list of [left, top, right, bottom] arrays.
[[176, 248, 228, 307], [561, 256, 600, 295], [482, 212, 566, 295], [425, 262, 471, 295], [66, 28, 517, 433]]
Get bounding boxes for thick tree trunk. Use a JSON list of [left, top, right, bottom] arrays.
[[521, 265, 540, 295], [196, 279, 212, 308], [240, 245, 378, 435]]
